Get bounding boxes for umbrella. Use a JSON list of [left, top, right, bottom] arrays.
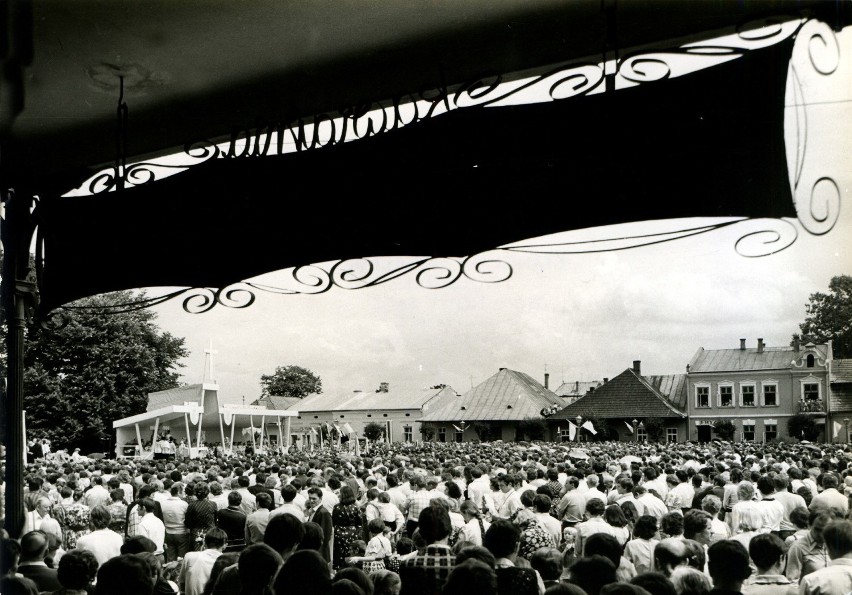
[[568, 449, 590, 460], [619, 455, 642, 465]]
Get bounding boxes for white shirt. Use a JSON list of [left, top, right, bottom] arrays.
[[180, 549, 222, 595], [76, 529, 124, 566], [535, 512, 563, 545], [138, 513, 166, 555], [23, 511, 63, 542]]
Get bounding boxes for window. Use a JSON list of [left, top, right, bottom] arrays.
[[804, 383, 820, 401], [455, 428, 463, 442], [696, 386, 710, 408], [807, 354, 815, 367], [403, 426, 413, 442], [719, 385, 733, 407], [741, 384, 755, 407], [383, 413, 388, 417], [637, 427, 648, 442], [438, 427, 446, 442], [405, 413, 410, 417], [666, 428, 678, 443], [742, 424, 755, 441], [367, 414, 372, 417], [340, 415, 345, 418], [313, 415, 319, 419], [764, 423, 778, 441], [559, 428, 571, 442], [763, 384, 778, 407]]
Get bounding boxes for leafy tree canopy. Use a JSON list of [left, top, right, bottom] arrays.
[[793, 275, 852, 359], [260, 365, 322, 398], [1, 291, 188, 453], [362, 422, 385, 441]]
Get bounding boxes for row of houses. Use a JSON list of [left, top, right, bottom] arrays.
[[117, 337, 850, 452], [248, 338, 851, 445]]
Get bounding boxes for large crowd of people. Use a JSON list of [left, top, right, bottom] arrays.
[[3, 437, 852, 595]]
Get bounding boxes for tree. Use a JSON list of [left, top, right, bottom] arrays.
[[642, 418, 665, 442], [471, 422, 497, 442], [363, 422, 385, 441], [793, 275, 852, 359], [788, 414, 820, 441], [1, 291, 188, 453], [714, 420, 736, 440], [260, 365, 322, 398]]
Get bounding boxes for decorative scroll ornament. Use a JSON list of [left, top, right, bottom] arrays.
[[63, 17, 805, 197]]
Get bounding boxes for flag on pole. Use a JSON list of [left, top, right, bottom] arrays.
[[309, 427, 317, 437], [568, 421, 577, 441], [333, 423, 342, 434], [624, 421, 634, 434], [342, 422, 354, 435], [582, 420, 597, 435], [452, 424, 463, 433], [834, 421, 843, 439]]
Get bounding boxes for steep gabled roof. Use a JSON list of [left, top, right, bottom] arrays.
[[146, 384, 204, 412], [420, 369, 563, 422], [287, 385, 456, 412], [832, 360, 852, 383], [551, 368, 686, 419], [688, 343, 831, 373]]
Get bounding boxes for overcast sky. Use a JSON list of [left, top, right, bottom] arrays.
[[151, 24, 852, 405]]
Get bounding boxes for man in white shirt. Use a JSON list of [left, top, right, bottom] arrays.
[[137, 498, 166, 557], [22, 496, 63, 543], [76, 505, 123, 566], [557, 477, 587, 523], [533, 494, 562, 546], [770, 475, 806, 539], [466, 467, 492, 509], [799, 519, 852, 595], [643, 467, 669, 501], [635, 486, 669, 521], [234, 476, 257, 515], [179, 528, 227, 595], [269, 484, 305, 522], [810, 474, 849, 516], [160, 483, 190, 561], [83, 476, 112, 509]]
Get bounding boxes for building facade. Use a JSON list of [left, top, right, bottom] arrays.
[[550, 361, 688, 442], [257, 384, 458, 447], [419, 368, 562, 442], [686, 338, 832, 442]]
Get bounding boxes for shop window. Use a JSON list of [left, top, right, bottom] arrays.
[[764, 424, 778, 441], [742, 425, 755, 441]]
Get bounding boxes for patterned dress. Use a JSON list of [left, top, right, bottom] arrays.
[[332, 502, 365, 570], [59, 501, 91, 549], [518, 518, 556, 561], [107, 502, 127, 535], [185, 499, 218, 550]]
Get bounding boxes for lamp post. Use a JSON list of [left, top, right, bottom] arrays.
[[576, 415, 583, 442], [632, 419, 639, 443], [460, 420, 466, 442], [845, 418, 849, 444], [540, 404, 561, 441]]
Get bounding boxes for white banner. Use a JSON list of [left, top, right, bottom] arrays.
[[582, 420, 597, 435]]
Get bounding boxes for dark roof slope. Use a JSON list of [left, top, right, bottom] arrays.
[[551, 368, 686, 419], [420, 369, 562, 422], [833, 360, 852, 383]]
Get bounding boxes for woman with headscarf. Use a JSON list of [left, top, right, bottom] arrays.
[[514, 508, 556, 562]]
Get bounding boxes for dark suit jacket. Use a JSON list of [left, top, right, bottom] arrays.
[[19, 563, 62, 592], [216, 506, 248, 550], [308, 505, 333, 562]]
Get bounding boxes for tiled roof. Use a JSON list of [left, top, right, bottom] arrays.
[[420, 369, 563, 422], [251, 395, 302, 410], [831, 384, 852, 412], [287, 385, 456, 412], [833, 359, 852, 383], [554, 380, 601, 397], [146, 384, 204, 411], [551, 368, 686, 419], [688, 343, 830, 373]]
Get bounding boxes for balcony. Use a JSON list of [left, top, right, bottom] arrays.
[[798, 400, 826, 414]]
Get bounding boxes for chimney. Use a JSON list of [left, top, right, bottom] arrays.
[[633, 360, 641, 374], [757, 338, 764, 354], [603, 378, 609, 384], [740, 338, 746, 350], [544, 373, 549, 389], [793, 337, 800, 351], [378, 382, 389, 393]]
